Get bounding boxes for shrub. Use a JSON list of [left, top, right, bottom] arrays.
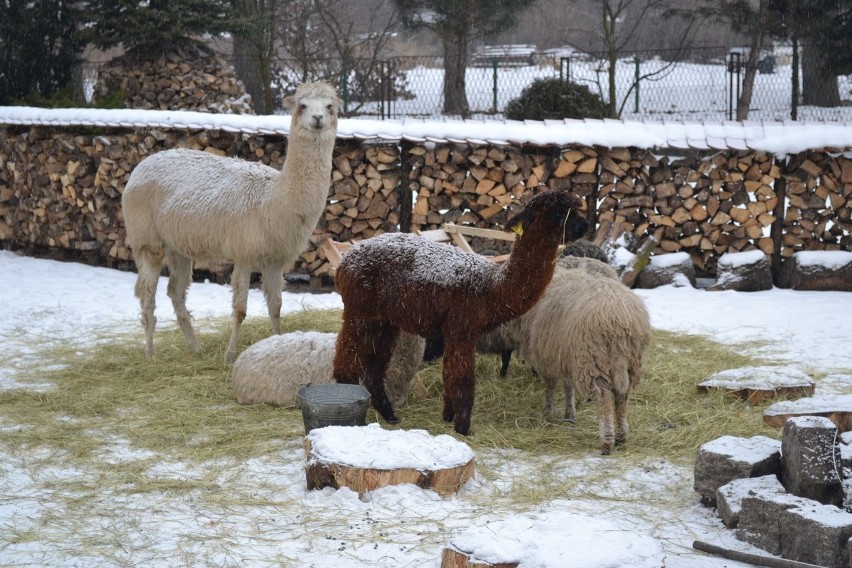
[[505, 78, 611, 120]]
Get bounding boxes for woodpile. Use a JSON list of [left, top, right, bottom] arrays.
[[93, 45, 254, 114], [1, 121, 850, 281]]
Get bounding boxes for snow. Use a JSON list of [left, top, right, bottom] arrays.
[[698, 436, 781, 465], [794, 250, 852, 269], [1, 249, 851, 567], [698, 366, 814, 390], [765, 395, 852, 417], [650, 251, 691, 268], [717, 249, 766, 268], [2, 104, 852, 155], [307, 423, 474, 471]]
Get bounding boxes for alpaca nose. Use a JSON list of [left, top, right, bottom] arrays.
[[312, 114, 323, 127]]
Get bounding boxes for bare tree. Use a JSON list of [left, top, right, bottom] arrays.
[[394, 0, 529, 117], [231, 0, 281, 114]]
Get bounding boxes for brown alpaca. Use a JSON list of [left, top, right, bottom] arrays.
[[332, 190, 589, 435]]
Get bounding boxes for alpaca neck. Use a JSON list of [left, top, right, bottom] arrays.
[[493, 225, 562, 321], [275, 129, 335, 202]]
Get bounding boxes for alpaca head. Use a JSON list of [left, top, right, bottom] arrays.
[[284, 81, 343, 138], [506, 190, 588, 244]]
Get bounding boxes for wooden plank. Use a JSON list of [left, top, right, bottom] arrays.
[[450, 231, 476, 253], [444, 223, 516, 242]]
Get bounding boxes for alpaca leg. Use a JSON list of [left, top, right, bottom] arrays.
[[333, 318, 399, 423], [595, 378, 616, 455], [261, 262, 283, 335], [165, 251, 199, 353], [363, 323, 400, 423], [225, 264, 251, 364], [441, 340, 476, 435], [133, 247, 164, 359], [614, 391, 629, 447]]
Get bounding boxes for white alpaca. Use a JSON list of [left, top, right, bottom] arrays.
[[122, 81, 342, 362]]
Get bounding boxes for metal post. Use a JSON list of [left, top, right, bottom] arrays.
[[559, 56, 570, 81], [727, 52, 742, 121], [633, 56, 640, 114], [492, 60, 498, 113], [341, 63, 349, 116]]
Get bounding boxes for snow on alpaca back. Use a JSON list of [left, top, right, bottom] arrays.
[[342, 233, 504, 292]]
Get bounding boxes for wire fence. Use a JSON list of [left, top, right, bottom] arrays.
[[261, 46, 852, 122], [80, 46, 852, 122]]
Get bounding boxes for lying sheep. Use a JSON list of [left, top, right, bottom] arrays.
[[232, 330, 425, 408], [479, 266, 652, 454]]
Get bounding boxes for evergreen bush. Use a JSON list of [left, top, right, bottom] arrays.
[[505, 78, 611, 120]]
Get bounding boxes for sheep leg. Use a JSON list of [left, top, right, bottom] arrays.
[[614, 391, 629, 447], [563, 378, 576, 422], [442, 340, 476, 435], [166, 250, 199, 353], [225, 264, 252, 364], [499, 349, 512, 377], [595, 378, 616, 455], [332, 318, 399, 423], [542, 372, 557, 420], [261, 262, 283, 335], [133, 247, 164, 359]]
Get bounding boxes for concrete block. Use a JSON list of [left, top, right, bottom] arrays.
[[780, 502, 852, 567], [716, 474, 786, 528], [781, 416, 845, 506], [694, 435, 782, 506], [736, 492, 813, 555]]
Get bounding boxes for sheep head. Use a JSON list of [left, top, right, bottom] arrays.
[[284, 81, 343, 137], [506, 190, 588, 243]]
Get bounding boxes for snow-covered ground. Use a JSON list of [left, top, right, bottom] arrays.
[[0, 249, 850, 566]]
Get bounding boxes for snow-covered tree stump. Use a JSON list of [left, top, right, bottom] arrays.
[[697, 366, 814, 405], [441, 511, 665, 568], [763, 394, 852, 431], [304, 424, 475, 496]]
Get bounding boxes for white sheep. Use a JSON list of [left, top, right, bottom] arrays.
[[232, 330, 426, 408], [122, 81, 342, 363], [480, 266, 652, 454]]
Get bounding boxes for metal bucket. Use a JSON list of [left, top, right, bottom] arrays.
[[297, 383, 371, 434]]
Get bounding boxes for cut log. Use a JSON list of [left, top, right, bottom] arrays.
[[698, 366, 814, 405], [763, 395, 852, 431], [304, 424, 475, 496], [441, 548, 517, 568]]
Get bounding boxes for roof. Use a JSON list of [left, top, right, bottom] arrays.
[[1, 106, 851, 155]]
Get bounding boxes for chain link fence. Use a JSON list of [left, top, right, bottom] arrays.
[[80, 46, 852, 122], [273, 46, 850, 122]]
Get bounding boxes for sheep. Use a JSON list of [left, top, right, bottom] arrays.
[[232, 330, 426, 408], [331, 190, 589, 435], [557, 255, 619, 279], [122, 81, 342, 363], [491, 266, 652, 454]]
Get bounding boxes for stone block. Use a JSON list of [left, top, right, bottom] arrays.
[[716, 474, 786, 528], [694, 435, 782, 506], [781, 416, 845, 507], [736, 493, 813, 555], [780, 502, 852, 568]]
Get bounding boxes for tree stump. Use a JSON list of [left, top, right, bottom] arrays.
[[304, 424, 475, 496], [763, 395, 852, 431], [441, 548, 517, 568], [697, 366, 815, 405]]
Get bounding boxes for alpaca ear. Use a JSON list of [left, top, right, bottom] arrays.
[[283, 94, 296, 110]]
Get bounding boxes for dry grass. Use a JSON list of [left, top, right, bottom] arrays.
[[1, 308, 781, 479]]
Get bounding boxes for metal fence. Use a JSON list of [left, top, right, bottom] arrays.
[[82, 46, 852, 122], [265, 46, 851, 122]]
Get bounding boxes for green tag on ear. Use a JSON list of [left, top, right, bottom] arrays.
[[511, 222, 524, 237]]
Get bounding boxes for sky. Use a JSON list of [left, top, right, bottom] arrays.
[[1, 249, 850, 567]]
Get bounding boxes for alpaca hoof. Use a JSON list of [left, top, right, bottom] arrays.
[[224, 350, 237, 364], [384, 414, 400, 424], [600, 443, 614, 455]]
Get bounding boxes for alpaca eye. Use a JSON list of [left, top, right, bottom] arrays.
[[300, 103, 307, 111], [327, 104, 333, 111]]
